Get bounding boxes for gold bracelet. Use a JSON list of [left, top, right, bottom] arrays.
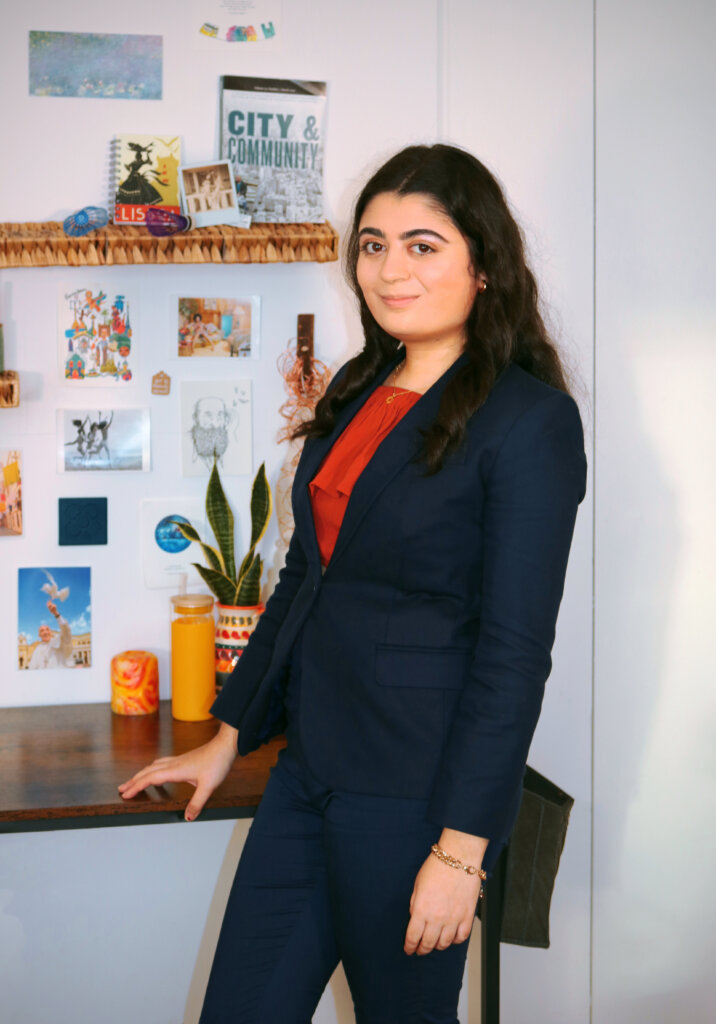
[[431, 843, 488, 881]]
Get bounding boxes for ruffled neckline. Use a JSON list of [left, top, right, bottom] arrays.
[[309, 384, 422, 498]]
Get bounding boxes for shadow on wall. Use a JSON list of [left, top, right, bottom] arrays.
[[594, 350, 680, 882]]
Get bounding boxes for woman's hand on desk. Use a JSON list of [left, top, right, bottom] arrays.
[[118, 722, 238, 821]]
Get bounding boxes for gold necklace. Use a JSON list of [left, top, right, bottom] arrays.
[[385, 362, 412, 404]]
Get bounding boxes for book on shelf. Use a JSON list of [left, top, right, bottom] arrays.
[[220, 76, 326, 224], [110, 134, 181, 224]]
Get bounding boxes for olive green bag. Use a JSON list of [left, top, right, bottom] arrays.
[[478, 766, 574, 948]]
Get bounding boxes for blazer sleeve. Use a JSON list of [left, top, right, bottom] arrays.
[[210, 359, 351, 730], [426, 390, 587, 843]]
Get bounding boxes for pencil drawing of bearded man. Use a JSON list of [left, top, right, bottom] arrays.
[[190, 396, 232, 469]]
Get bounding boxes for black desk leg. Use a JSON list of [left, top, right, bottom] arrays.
[[480, 843, 508, 1024]]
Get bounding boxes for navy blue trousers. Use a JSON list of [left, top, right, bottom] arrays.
[[200, 632, 471, 1022]]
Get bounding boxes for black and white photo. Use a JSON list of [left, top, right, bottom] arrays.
[[57, 408, 150, 472]]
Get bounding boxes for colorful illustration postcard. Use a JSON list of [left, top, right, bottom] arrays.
[[29, 31, 162, 99], [59, 285, 136, 384], [18, 567, 91, 670], [141, 497, 205, 589], [0, 450, 22, 536], [180, 380, 252, 477], [58, 408, 150, 472], [177, 296, 260, 358]]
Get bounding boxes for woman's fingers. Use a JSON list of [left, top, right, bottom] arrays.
[[118, 759, 195, 799], [415, 922, 442, 956], [435, 925, 458, 951], [185, 781, 214, 822], [404, 916, 446, 956], [118, 762, 170, 795], [404, 914, 426, 955], [118, 758, 170, 788], [405, 916, 467, 955]]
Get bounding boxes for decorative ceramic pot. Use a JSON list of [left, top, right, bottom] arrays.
[[214, 603, 265, 693]]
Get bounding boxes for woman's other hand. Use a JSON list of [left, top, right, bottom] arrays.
[[404, 828, 488, 955], [117, 721, 238, 821]]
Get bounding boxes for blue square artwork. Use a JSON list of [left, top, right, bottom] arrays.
[[59, 497, 108, 546], [29, 31, 162, 99]]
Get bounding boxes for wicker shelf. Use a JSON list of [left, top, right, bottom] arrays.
[[0, 220, 339, 268]]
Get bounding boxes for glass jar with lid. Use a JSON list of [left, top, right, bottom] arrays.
[[170, 593, 215, 721]]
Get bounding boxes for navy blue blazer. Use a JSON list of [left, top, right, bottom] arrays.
[[212, 348, 587, 868]]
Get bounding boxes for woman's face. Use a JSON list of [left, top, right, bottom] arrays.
[[355, 192, 483, 351]]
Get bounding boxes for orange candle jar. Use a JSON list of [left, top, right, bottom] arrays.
[[111, 650, 159, 715], [170, 594, 215, 721]]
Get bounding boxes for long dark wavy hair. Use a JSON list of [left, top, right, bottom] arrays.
[[292, 144, 574, 474]]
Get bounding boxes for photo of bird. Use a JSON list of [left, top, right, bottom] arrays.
[[40, 569, 70, 602]]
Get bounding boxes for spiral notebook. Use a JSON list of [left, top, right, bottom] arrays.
[[110, 134, 181, 224]]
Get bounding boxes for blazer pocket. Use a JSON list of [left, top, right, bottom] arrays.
[[375, 644, 471, 689]]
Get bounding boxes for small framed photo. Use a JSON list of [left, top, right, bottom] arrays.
[[0, 450, 22, 535], [179, 160, 247, 227], [18, 567, 92, 671], [57, 408, 150, 472], [177, 295, 260, 358]]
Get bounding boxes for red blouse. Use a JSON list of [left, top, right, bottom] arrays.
[[309, 384, 421, 567]]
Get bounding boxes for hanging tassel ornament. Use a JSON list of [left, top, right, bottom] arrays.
[[275, 314, 330, 549]]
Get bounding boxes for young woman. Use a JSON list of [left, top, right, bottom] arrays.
[[120, 144, 587, 1023]]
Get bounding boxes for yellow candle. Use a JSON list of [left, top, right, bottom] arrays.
[[170, 595, 215, 721], [111, 650, 159, 715]]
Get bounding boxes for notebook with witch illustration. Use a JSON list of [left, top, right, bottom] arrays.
[[110, 134, 181, 224]]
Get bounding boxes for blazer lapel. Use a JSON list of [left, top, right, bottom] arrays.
[[293, 349, 470, 580]]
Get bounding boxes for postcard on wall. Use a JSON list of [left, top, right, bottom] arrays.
[[179, 160, 246, 227], [180, 380, 252, 477], [141, 497, 206, 589], [220, 76, 326, 223], [29, 31, 162, 99], [0, 450, 22, 536], [57, 409, 150, 472], [58, 497, 108, 546], [177, 296, 260, 358], [59, 285, 136, 383], [193, 0, 283, 51], [111, 134, 181, 224], [18, 567, 91, 671]]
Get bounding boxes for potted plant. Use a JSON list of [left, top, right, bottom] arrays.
[[174, 458, 272, 692]]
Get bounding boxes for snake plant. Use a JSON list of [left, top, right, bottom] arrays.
[[174, 458, 272, 607]]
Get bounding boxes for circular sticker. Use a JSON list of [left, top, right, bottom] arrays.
[[154, 514, 191, 554]]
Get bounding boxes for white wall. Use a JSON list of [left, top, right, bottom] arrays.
[[0, 3, 457, 1022], [593, 2, 716, 1022], [4, 1, 711, 1022], [442, 4, 595, 1021]]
